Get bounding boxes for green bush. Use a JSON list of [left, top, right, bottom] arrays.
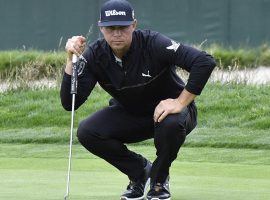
[[258, 45, 270, 66], [0, 50, 66, 79], [209, 45, 259, 69]]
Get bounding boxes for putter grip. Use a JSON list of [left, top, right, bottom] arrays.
[[71, 55, 78, 94]]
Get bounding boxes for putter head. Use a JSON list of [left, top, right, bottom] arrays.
[[64, 195, 68, 200]]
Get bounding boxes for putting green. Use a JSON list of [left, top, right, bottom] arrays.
[[0, 144, 269, 200]]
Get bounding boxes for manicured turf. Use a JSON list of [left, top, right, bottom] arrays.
[[0, 144, 269, 200]]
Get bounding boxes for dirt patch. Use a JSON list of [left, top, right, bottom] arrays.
[[1, 67, 270, 93], [210, 66, 270, 85]]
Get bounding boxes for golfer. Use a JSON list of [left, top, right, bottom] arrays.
[[61, 0, 216, 199]]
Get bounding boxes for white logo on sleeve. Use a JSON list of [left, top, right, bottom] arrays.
[[166, 40, 180, 52], [77, 56, 87, 76], [105, 10, 126, 16]]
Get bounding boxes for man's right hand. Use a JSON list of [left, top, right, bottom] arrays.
[[64, 36, 86, 75]]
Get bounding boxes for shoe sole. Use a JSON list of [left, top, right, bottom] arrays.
[[120, 178, 151, 200], [120, 197, 144, 200], [147, 177, 170, 200]]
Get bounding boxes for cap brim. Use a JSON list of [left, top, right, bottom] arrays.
[[98, 21, 133, 27]]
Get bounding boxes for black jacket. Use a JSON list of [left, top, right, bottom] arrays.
[[60, 29, 216, 115]]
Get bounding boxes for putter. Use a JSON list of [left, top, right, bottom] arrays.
[[64, 54, 78, 200]]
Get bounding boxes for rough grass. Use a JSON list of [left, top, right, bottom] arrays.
[[1, 83, 269, 130], [0, 83, 269, 149], [0, 50, 65, 79], [205, 43, 270, 69], [198, 83, 270, 130]]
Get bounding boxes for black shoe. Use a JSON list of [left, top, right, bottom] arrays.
[[120, 160, 152, 200], [146, 177, 171, 200]]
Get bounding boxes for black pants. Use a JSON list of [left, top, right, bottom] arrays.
[[77, 101, 197, 183]]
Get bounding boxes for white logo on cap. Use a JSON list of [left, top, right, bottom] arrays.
[[105, 10, 126, 16]]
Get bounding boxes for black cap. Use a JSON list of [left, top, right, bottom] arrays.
[[98, 0, 135, 27]]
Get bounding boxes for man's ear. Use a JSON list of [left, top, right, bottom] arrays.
[[99, 26, 105, 34], [132, 19, 137, 30]]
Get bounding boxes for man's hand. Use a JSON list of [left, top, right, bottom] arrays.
[[64, 36, 86, 75], [154, 89, 196, 123], [65, 35, 86, 58], [154, 98, 184, 123]]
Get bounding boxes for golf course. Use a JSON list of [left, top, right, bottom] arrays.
[[0, 83, 269, 199], [1, 0, 270, 198]]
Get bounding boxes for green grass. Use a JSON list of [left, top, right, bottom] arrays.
[[0, 86, 110, 130], [1, 50, 269, 199], [198, 84, 270, 130], [1, 82, 269, 199], [1, 83, 269, 130], [0, 144, 269, 200], [0, 83, 269, 149], [0, 127, 269, 150]]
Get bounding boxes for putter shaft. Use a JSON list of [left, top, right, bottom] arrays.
[[64, 55, 78, 200], [64, 94, 75, 199]]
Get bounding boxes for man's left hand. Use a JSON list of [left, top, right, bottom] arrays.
[[154, 98, 184, 123]]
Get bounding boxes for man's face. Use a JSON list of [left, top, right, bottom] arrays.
[[100, 21, 137, 53]]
